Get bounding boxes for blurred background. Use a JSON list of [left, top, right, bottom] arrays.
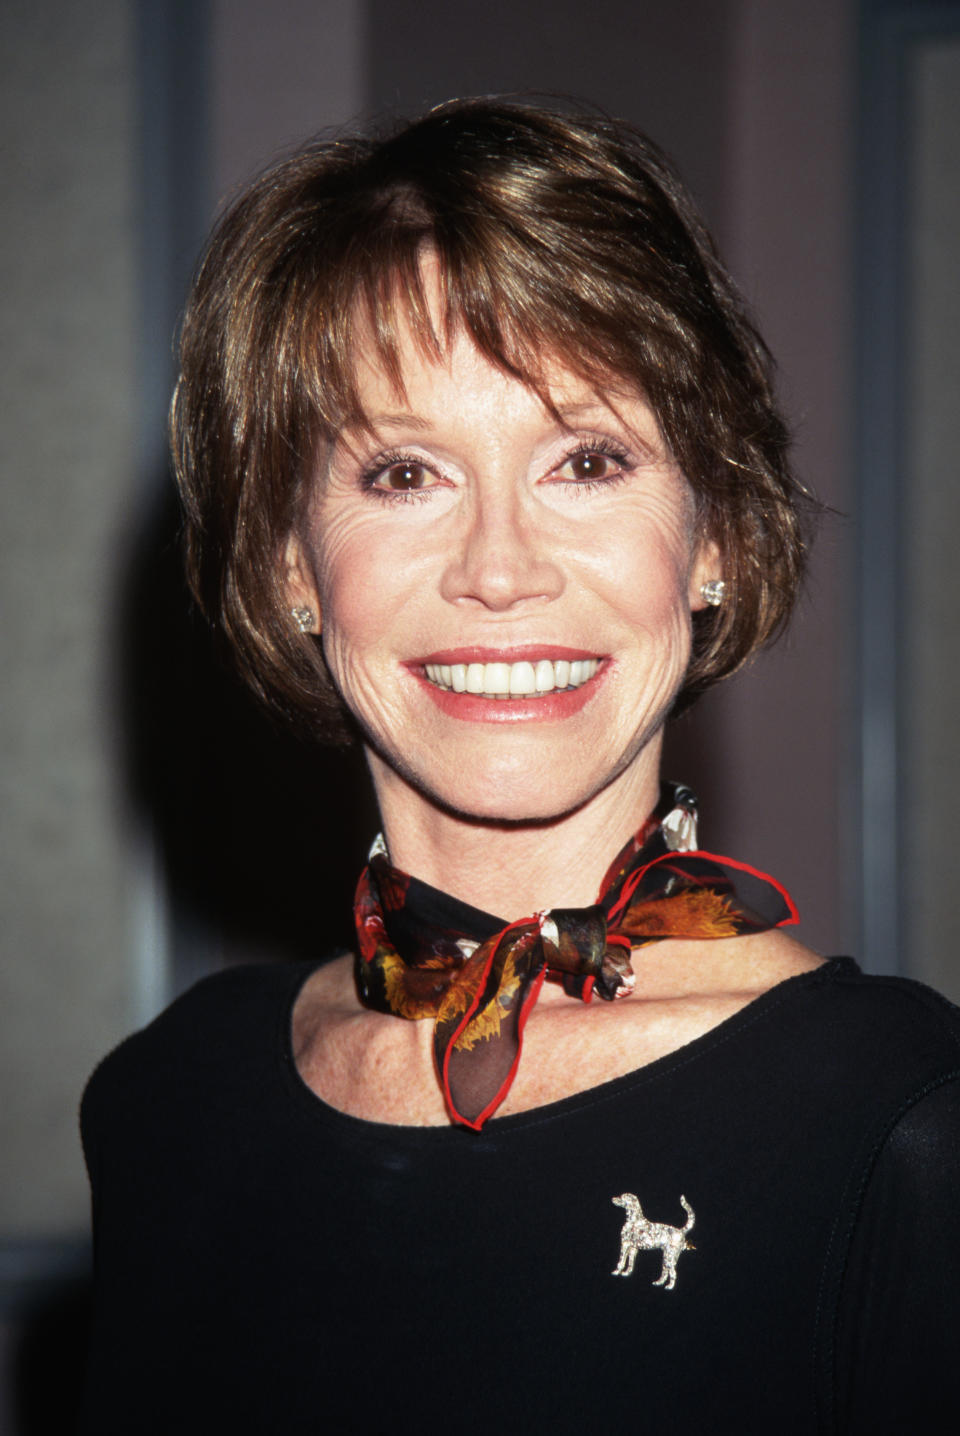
[[2, 0, 958, 1428]]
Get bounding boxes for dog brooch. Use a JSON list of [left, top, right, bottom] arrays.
[[611, 1192, 695, 1290]]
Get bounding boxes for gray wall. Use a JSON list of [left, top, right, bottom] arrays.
[[1, 2, 142, 1426], [1, 0, 141, 1238]]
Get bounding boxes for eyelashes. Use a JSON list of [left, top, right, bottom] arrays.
[[551, 437, 633, 492], [358, 436, 636, 504], [358, 451, 441, 502]]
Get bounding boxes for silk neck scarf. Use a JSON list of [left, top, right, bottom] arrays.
[[354, 784, 797, 1130]]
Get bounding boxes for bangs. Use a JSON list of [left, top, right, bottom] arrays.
[[295, 216, 648, 447]]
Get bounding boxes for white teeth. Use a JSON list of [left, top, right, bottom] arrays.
[[509, 661, 536, 696], [535, 659, 555, 693], [486, 662, 511, 695], [424, 657, 599, 698]]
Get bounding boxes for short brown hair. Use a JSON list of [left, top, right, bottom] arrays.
[[172, 97, 813, 741]]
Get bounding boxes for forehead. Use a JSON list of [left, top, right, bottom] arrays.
[[353, 325, 587, 408]]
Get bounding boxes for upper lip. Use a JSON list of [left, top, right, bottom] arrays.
[[411, 645, 603, 665]]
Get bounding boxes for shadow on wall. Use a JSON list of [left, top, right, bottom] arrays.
[[118, 477, 380, 977], [4, 493, 381, 1436]]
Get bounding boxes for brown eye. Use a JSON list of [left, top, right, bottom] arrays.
[[377, 462, 430, 491], [571, 453, 610, 480], [557, 451, 621, 482]]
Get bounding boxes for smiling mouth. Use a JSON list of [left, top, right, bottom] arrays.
[[422, 657, 601, 699]]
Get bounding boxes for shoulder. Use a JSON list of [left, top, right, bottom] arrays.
[[752, 958, 960, 1160], [85, 961, 301, 1086], [80, 960, 318, 1154], [829, 965, 960, 1162], [804, 958, 960, 1065], [877, 1073, 960, 1180]]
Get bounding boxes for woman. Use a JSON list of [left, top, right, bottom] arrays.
[[81, 100, 960, 1432]]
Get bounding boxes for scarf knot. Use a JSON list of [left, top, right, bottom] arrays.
[[353, 784, 797, 1130], [534, 907, 634, 1001]]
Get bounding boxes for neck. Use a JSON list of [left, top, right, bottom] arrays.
[[367, 744, 663, 917]]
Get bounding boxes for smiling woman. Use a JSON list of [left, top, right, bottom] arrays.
[[286, 315, 716, 864], [171, 100, 803, 744], [80, 99, 960, 1433]]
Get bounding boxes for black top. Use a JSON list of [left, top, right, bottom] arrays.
[[80, 957, 960, 1434]]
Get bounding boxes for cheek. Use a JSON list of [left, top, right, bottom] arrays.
[[318, 566, 384, 694], [605, 522, 698, 635], [304, 511, 380, 686], [311, 507, 428, 714]]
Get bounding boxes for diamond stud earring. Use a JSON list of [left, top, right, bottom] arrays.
[[291, 606, 316, 633], [700, 579, 726, 607]]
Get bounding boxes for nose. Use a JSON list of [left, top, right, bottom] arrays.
[[439, 487, 565, 611]]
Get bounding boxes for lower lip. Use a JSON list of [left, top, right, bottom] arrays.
[[410, 662, 607, 723]]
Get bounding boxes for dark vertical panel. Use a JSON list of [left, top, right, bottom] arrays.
[[903, 38, 960, 1000], [126, 1, 215, 1000], [857, 4, 909, 976], [137, 0, 211, 465], [856, 0, 960, 976]]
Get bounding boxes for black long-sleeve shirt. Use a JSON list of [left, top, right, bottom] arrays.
[[80, 956, 960, 1433]]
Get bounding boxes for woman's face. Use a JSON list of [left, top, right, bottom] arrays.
[[289, 314, 718, 829]]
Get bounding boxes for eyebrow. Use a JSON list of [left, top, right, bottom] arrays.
[[336, 390, 658, 458], [552, 400, 623, 425], [355, 412, 433, 433], [350, 400, 619, 434]]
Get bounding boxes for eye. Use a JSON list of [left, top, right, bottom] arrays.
[[369, 459, 436, 492], [358, 451, 450, 502], [561, 452, 618, 482], [551, 443, 631, 487]]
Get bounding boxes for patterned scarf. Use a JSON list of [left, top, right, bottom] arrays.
[[354, 784, 797, 1130]]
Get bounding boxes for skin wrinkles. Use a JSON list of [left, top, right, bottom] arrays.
[[287, 299, 719, 915]]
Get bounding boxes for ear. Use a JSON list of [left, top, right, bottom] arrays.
[[284, 535, 321, 633], [688, 536, 723, 611]]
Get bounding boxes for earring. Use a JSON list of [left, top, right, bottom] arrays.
[[291, 606, 316, 633], [700, 579, 726, 607]]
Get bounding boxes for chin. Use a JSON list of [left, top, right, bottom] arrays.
[[367, 734, 564, 822], [395, 739, 650, 829], [433, 771, 583, 826]]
